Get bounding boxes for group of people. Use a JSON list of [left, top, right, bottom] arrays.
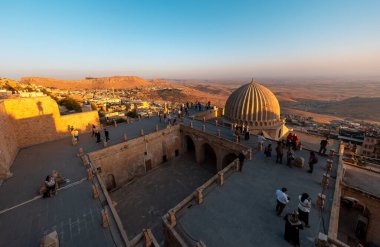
[[276, 188, 312, 247], [92, 124, 110, 143], [42, 170, 67, 198], [234, 124, 251, 142], [69, 125, 79, 143], [260, 133, 320, 173]]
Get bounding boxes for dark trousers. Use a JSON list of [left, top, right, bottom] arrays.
[[298, 209, 309, 226], [239, 160, 244, 172], [319, 146, 327, 155], [105, 134, 109, 141], [276, 154, 283, 164], [308, 163, 314, 173], [276, 200, 286, 216]]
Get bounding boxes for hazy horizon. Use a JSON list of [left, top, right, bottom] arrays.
[[1, 1, 380, 80]]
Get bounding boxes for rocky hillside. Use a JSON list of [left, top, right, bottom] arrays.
[[21, 76, 150, 89]]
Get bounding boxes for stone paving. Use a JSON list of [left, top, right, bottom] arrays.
[[176, 145, 337, 247], [0, 110, 339, 246], [111, 154, 214, 245]]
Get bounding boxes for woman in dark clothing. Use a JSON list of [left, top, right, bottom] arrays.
[[284, 211, 303, 247]]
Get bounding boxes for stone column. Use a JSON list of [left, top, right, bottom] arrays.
[[217, 129, 221, 137], [202, 125, 206, 132], [140, 129, 144, 136], [215, 120, 218, 126], [123, 133, 128, 142], [155, 124, 159, 132]]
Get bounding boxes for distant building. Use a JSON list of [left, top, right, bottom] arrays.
[[359, 135, 380, 159]]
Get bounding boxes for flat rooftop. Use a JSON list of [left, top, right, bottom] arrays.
[[343, 165, 380, 198], [175, 146, 337, 247]]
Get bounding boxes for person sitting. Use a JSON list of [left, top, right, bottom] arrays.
[[43, 175, 56, 198], [52, 170, 67, 187]]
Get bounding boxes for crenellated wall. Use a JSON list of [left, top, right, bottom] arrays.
[[0, 97, 99, 179]]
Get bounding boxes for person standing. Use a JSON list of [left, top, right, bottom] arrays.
[[276, 141, 284, 164], [104, 128, 110, 141], [265, 144, 272, 160], [276, 187, 290, 216], [319, 137, 329, 155], [284, 211, 303, 247], [96, 130, 101, 143], [238, 152, 246, 172], [307, 151, 318, 173], [287, 147, 295, 167], [298, 193, 311, 228], [257, 133, 266, 152], [74, 129, 79, 142], [91, 124, 96, 137]]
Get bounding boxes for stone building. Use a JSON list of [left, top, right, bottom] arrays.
[[359, 135, 380, 159], [224, 79, 289, 140]]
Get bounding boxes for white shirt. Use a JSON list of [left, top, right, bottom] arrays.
[[258, 135, 266, 144], [276, 189, 289, 204], [298, 195, 311, 213]]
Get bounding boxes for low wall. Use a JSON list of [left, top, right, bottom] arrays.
[[0, 102, 18, 179], [193, 108, 220, 121], [0, 97, 99, 179], [88, 125, 182, 189]]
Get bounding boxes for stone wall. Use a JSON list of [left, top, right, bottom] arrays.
[[0, 97, 99, 178], [2, 96, 99, 148], [341, 186, 380, 245], [0, 101, 18, 179], [88, 126, 182, 189]]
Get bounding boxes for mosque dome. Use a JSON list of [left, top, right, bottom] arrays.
[[224, 80, 281, 127]]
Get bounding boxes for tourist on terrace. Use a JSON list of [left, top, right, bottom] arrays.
[[298, 193, 311, 228], [318, 137, 329, 155], [292, 133, 299, 150], [276, 141, 284, 164], [257, 133, 266, 151], [284, 211, 303, 247], [264, 144, 272, 160], [95, 129, 101, 143], [104, 128, 110, 141], [43, 175, 56, 198], [307, 151, 318, 173], [286, 132, 293, 147], [238, 152, 246, 172], [91, 124, 96, 137], [287, 147, 295, 167], [275, 187, 290, 216]]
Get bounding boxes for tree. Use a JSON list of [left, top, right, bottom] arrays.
[[59, 96, 82, 112]]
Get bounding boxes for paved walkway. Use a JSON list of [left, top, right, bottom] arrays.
[[177, 147, 337, 247]]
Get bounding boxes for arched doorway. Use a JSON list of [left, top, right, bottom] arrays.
[[185, 135, 196, 161], [201, 143, 217, 174], [222, 153, 238, 168]]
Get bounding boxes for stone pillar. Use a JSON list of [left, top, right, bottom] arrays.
[[40, 231, 59, 247], [196, 187, 204, 204], [140, 129, 144, 136], [215, 120, 218, 126], [316, 232, 329, 247], [87, 168, 94, 180], [143, 229, 153, 247], [127, 118, 130, 124], [82, 155, 89, 166], [169, 210, 176, 226], [231, 124, 234, 131], [317, 193, 326, 209], [321, 173, 330, 189], [325, 160, 333, 173], [203, 117, 206, 123], [102, 140, 108, 148], [190, 121, 193, 128], [113, 119, 117, 127], [235, 160, 240, 171], [235, 135, 239, 143], [92, 185, 99, 199], [155, 124, 159, 132], [218, 172, 224, 186], [202, 125, 206, 132], [248, 148, 252, 160], [217, 129, 221, 137], [123, 133, 128, 142], [138, 115, 141, 121], [101, 209, 109, 228], [78, 147, 84, 157]]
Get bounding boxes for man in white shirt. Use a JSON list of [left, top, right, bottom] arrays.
[[257, 133, 266, 151], [276, 187, 290, 216]]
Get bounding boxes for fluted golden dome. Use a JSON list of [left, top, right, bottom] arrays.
[[224, 80, 281, 127]]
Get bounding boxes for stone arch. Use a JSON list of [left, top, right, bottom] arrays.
[[199, 143, 217, 174], [106, 174, 116, 191], [222, 153, 238, 168], [184, 135, 196, 161]]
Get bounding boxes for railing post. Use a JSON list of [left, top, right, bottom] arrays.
[[218, 172, 224, 186], [169, 210, 176, 227], [196, 187, 204, 204]]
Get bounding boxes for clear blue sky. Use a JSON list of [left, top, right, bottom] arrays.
[[1, 0, 380, 80]]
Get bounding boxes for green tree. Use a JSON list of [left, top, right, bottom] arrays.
[[59, 96, 82, 112]]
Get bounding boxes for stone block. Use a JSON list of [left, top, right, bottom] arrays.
[[294, 157, 304, 168], [40, 230, 59, 247]]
